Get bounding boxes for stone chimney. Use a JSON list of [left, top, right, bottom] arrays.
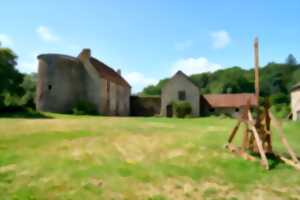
[[78, 48, 91, 63], [117, 69, 121, 75]]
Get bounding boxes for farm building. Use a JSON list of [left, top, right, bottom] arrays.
[[201, 93, 258, 117], [291, 83, 300, 121], [36, 49, 131, 116], [160, 71, 200, 117], [158, 70, 257, 117]]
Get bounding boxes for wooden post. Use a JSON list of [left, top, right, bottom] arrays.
[[269, 112, 299, 163], [254, 37, 260, 106], [248, 111, 269, 170], [228, 121, 241, 143], [254, 38, 261, 129], [242, 123, 249, 149]]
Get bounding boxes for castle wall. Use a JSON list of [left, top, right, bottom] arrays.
[[36, 52, 130, 116], [36, 55, 86, 113]]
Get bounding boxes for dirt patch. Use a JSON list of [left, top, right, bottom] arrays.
[[0, 164, 16, 173]]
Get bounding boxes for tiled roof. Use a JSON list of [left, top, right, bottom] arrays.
[[38, 53, 130, 88], [291, 83, 300, 92], [202, 93, 258, 108], [90, 57, 130, 88]]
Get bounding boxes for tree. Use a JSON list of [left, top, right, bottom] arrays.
[[286, 54, 297, 65], [20, 73, 37, 108], [0, 46, 24, 109]]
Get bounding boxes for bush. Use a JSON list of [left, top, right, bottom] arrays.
[[172, 101, 192, 118], [72, 101, 98, 115], [270, 103, 291, 119]]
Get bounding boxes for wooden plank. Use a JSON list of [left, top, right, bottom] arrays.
[[242, 123, 249, 149], [226, 143, 257, 161], [269, 111, 299, 163], [254, 37, 260, 106], [228, 121, 241, 143], [278, 155, 300, 171], [248, 111, 269, 170]]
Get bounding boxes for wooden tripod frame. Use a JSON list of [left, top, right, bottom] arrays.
[[226, 38, 300, 170]]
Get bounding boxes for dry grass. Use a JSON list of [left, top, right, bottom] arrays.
[[0, 113, 300, 199]]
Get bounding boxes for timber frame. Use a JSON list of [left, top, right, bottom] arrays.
[[225, 38, 300, 170]]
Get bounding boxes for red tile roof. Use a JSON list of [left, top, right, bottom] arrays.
[[202, 93, 258, 108], [90, 57, 130, 88]]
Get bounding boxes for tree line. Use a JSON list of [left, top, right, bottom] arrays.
[[141, 55, 300, 117]]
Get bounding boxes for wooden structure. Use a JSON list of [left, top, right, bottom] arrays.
[[226, 38, 300, 170]]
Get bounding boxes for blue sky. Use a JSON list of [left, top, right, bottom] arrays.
[[1, 0, 300, 93]]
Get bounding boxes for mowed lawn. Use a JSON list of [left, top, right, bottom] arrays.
[[0, 114, 300, 200]]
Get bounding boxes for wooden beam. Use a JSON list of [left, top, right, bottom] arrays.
[[226, 143, 257, 161], [242, 123, 249, 149], [254, 37, 260, 106], [228, 121, 241, 143], [248, 111, 269, 170], [269, 111, 299, 163], [278, 155, 300, 171]]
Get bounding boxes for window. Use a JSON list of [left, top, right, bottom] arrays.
[[48, 84, 52, 91], [209, 108, 215, 112], [235, 108, 240, 112], [178, 90, 186, 101]]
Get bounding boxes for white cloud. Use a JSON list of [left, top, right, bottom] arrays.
[[124, 72, 158, 93], [0, 34, 13, 47], [17, 53, 39, 73], [171, 57, 222, 75], [175, 40, 193, 51], [211, 30, 231, 49], [36, 26, 60, 42]]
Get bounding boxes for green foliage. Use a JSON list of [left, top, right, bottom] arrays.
[[0, 46, 24, 110], [141, 78, 169, 95], [142, 59, 300, 109], [286, 54, 297, 65], [20, 73, 37, 108], [271, 104, 291, 118], [270, 93, 289, 104], [172, 101, 192, 118], [72, 101, 98, 115]]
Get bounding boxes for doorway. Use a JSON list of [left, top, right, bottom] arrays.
[[166, 104, 173, 117]]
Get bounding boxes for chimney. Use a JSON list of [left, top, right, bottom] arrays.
[[78, 48, 91, 63], [117, 69, 121, 75]]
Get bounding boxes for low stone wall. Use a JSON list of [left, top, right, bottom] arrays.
[[130, 96, 161, 116]]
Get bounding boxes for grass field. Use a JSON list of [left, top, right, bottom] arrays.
[[0, 114, 300, 200]]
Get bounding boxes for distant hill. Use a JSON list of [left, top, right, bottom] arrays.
[[141, 63, 300, 109]]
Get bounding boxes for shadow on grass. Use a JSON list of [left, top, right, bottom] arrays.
[[250, 152, 297, 170], [0, 111, 52, 119], [266, 153, 282, 170]]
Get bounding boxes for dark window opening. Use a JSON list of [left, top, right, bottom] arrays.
[[178, 90, 186, 101], [48, 84, 52, 91], [209, 108, 215, 112], [235, 108, 240, 112]]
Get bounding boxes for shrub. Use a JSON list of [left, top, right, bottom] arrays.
[[270, 103, 291, 119], [172, 101, 192, 118], [72, 101, 98, 115]]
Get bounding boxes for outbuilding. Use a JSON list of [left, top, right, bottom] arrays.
[[160, 71, 200, 117], [291, 83, 300, 121]]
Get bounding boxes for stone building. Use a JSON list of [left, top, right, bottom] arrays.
[[201, 93, 257, 118], [36, 49, 131, 115], [161, 71, 200, 117], [291, 83, 300, 121]]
